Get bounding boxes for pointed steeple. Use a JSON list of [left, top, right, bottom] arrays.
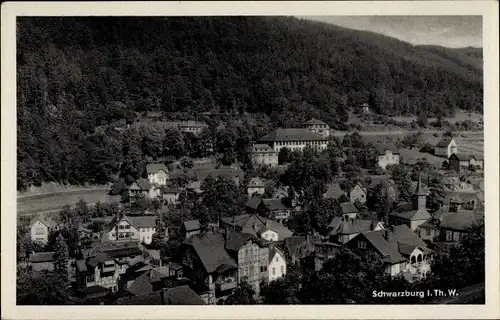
[[412, 176, 428, 210]]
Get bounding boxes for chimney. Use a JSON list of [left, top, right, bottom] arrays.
[[384, 229, 391, 240], [370, 221, 375, 231]]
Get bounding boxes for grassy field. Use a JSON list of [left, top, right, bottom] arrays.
[[17, 189, 121, 216], [391, 109, 483, 124], [398, 148, 447, 167]]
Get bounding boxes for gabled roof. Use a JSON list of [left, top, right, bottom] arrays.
[[252, 144, 275, 153], [163, 285, 206, 305], [225, 231, 260, 252], [435, 137, 455, 148], [439, 210, 484, 231], [130, 179, 153, 191], [127, 269, 168, 296], [413, 177, 428, 196], [444, 191, 480, 204], [258, 128, 327, 142], [268, 246, 285, 264], [183, 232, 237, 274], [283, 236, 307, 255], [183, 219, 201, 232], [341, 202, 358, 215], [245, 195, 263, 210], [262, 199, 288, 211], [324, 183, 345, 199], [329, 217, 378, 236], [29, 215, 58, 229], [146, 163, 168, 174], [303, 118, 327, 126], [273, 186, 291, 199], [390, 208, 431, 221], [130, 216, 157, 229], [373, 143, 399, 155], [449, 153, 474, 161], [28, 252, 54, 263]]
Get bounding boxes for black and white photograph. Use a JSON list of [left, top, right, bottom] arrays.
[[2, 1, 499, 319]]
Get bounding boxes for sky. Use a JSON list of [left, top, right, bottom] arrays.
[[300, 16, 482, 48]]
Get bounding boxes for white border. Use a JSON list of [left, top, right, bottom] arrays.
[[2, 1, 499, 319]]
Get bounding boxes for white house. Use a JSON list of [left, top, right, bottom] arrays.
[[434, 137, 458, 158], [29, 216, 60, 244], [371, 143, 400, 169], [146, 163, 169, 186], [251, 144, 278, 167], [105, 214, 159, 245], [247, 177, 266, 196], [258, 128, 328, 153], [268, 247, 287, 282]]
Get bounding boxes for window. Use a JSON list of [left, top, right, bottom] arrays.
[[281, 266, 284, 274], [426, 229, 431, 236], [358, 241, 367, 249], [453, 232, 460, 242], [275, 257, 279, 262], [446, 230, 452, 241], [86, 274, 95, 283], [272, 268, 276, 276], [244, 267, 248, 276]]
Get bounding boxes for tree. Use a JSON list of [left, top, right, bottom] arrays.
[[17, 269, 71, 305], [417, 112, 428, 128], [163, 128, 185, 159], [298, 248, 392, 304], [201, 176, 245, 221], [278, 147, 291, 164], [260, 276, 300, 304], [304, 197, 342, 236], [52, 234, 69, 283], [151, 210, 167, 248], [390, 165, 413, 202], [223, 281, 257, 305]]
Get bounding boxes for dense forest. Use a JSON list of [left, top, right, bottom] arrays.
[[17, 17, 483, 189]]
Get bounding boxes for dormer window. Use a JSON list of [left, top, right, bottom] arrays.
[[358, 241, 367, 249]]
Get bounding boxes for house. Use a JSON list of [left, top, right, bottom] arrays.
[[104, 214, 158, 245], [273, 186, 290, 199], [247, 177, 266, 196], [437, 210, 483, 244], [225, 231, 269, 294], [251, 144, 279, 167], [347, 225, 434, 281], [340, 202, 359, 219], [328, 216, 385, 245], [27, 251, 55, 272], [302, 118, 330, 138], [282, 236, 316, 266], [349, 182, 367, 204], [360, 103, 371, 114], [220, 214, 293, 242], [114, 285, 205, 305], [389, 178, 432, 231], [29, 216, 59, 244], [367, 143, 400, 169], [186, 181, 202, 194], [180, 232, 238, 304], [465, 176, 484, 192], [313, 240, 342, 271], [120, 261, 169, 296], [161, 188, 181, 204], [262, 199, 291, 223], [268, 246, 287, 282], [145, 163, 169, 186], [258, 128, 328, 153], [448, 153, 476, 172], [180, 220, 202, 240], [434, 137, 458, 158], [177, 121, 208, 135], [75, 243, 144, 293], [444, 191, 481, 211], [128, 179, 159, 201], [323, 183, 346, 201]]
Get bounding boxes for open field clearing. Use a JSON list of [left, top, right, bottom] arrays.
[[398, 148, 447, 167], [391, 110, 483, 124], [17, 189, 120, 216]]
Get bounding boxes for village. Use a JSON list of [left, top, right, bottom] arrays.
[[17, 113, 485, 305]]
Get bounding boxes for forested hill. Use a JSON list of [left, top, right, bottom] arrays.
[[17, 17, 483, 189]]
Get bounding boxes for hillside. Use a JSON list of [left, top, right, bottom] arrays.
[[16, 17, 483, 189]]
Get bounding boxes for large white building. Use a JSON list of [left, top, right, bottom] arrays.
[[434, 137, 458, 158], [258, 128, 328, 153], [251, 144, 278, 167], [105, 214, 159, 245], [268, 247, 287, 282]]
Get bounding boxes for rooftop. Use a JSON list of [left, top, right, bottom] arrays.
[[258, 128, 327, 142], [146, 163, 168, 174]]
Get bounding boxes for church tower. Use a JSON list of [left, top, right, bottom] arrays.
[[412, 176, 428, 210]]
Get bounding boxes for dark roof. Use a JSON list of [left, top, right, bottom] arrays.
[[360, 225, 431, 264], [127, 269, 168, 296], [163, 285, 206, 305], [303, 118, 327, 126], [413, 177, 428, 196], [390, 208, 431, 221], [183, 219, 201, 232], [367, 175, 392, 189], [329, 217, 377, 236], [129, 216, 156, 228], [439, 210, 484, 231], [252, 144, 275, 153], [444, 191, 480, 204], [283, 236, 307, 255], [373, 143, 399, 155], [268, 246, 285, 264], [75, 259, 88, 272], [340, 202, 358, 215], [245, 195, 263, 210], [146, 163, 168, 174], [324, 183, 345, 199], [435, 137, 455, 148], [28, 252, 54, 263], [225, 231, 259, 252], [449, 153, 474, 161], [103, 246, 143, 259], [262, 199, 288, 211], [131, 179, 152, 191], [78, 285, 109, 296], [161, 188, 180, 194], [184, 232, 237, 274], [248, 177, 266, 187], [258, 128, 327, 142]]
